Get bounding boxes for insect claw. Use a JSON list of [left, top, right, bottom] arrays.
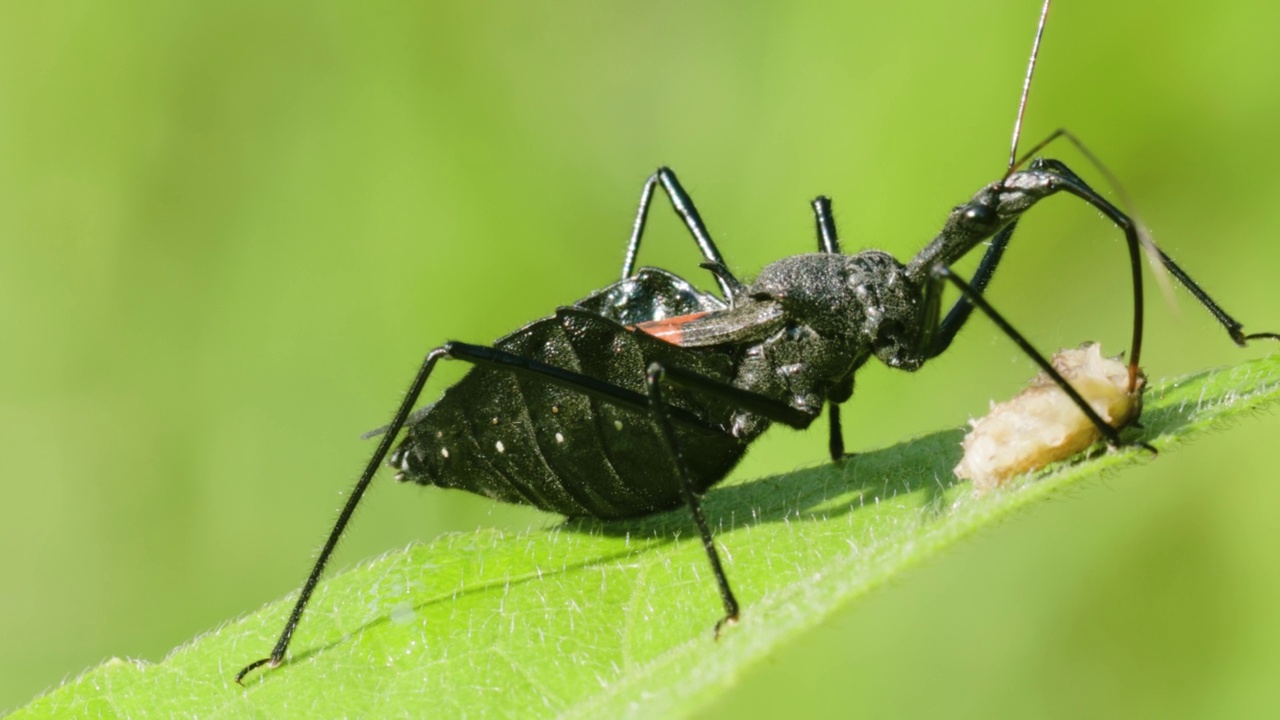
[[1110, 439, 1157, 457], [713, 613, 740, 639], [234, 656, 274, 686]]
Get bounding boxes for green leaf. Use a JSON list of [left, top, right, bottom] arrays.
[[12, 355, 1280, 720]]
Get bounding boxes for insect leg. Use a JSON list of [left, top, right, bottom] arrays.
[[811, 196, 853, 460], [644, 361, 817, 632], [908, 159, 1167, 389], [241, 339, 776, 683], [1026, 158, 1280, 378], [622, 167, 743, 301], [236, 346, 451, 685], [1013, 131, 1279, 347], [930, 265, 1156, 454], [812, 195, 841, 254], [816, 194, 1022, 446], [404, 344, 813, 632], [928, 221, 1019, 357], [1146, 245, 1280, 345]]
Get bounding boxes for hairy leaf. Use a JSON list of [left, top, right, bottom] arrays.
[[12, 355, 1279, 720]]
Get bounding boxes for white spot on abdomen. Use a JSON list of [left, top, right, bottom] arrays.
[[614, 420, 623, 431], [441, 448, 450, 459], [555, 432, 565, 444], [495, 440, 506, 453]]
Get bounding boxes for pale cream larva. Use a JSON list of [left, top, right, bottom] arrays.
[[955, 343, 1145, 492]]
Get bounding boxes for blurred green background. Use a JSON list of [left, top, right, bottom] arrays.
[[3, 0, 1279, 716]]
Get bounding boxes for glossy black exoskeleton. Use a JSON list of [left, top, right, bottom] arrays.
[[236, 1, 1278, 683]]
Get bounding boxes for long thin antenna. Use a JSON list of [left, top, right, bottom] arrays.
[[1007, 0, 1052, 175]]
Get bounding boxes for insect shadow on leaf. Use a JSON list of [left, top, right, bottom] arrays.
[[235, 0, 1279, 684]]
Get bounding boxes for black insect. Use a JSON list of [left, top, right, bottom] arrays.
[[235, 0, 1278, 683]]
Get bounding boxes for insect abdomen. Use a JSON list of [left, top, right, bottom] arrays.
[[392, 310, 749, 518]]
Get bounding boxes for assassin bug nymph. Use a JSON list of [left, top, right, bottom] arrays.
[[235, 0, 1278, 683]]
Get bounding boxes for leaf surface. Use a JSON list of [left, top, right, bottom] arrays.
[[12, 355, 1279, 720]]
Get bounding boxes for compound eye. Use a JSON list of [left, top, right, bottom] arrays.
[[963, 204, 997, 228]]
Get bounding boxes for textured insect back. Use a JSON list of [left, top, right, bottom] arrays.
[[955, 343, 1146, 492]]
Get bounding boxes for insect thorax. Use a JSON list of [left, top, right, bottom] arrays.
[[734, 252, 925, 417]]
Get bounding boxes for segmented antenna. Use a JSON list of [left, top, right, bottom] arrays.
[[1007, 0, 1052, 175]]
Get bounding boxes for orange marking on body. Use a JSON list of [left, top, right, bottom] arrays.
[[630, 312, 709, 345]]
